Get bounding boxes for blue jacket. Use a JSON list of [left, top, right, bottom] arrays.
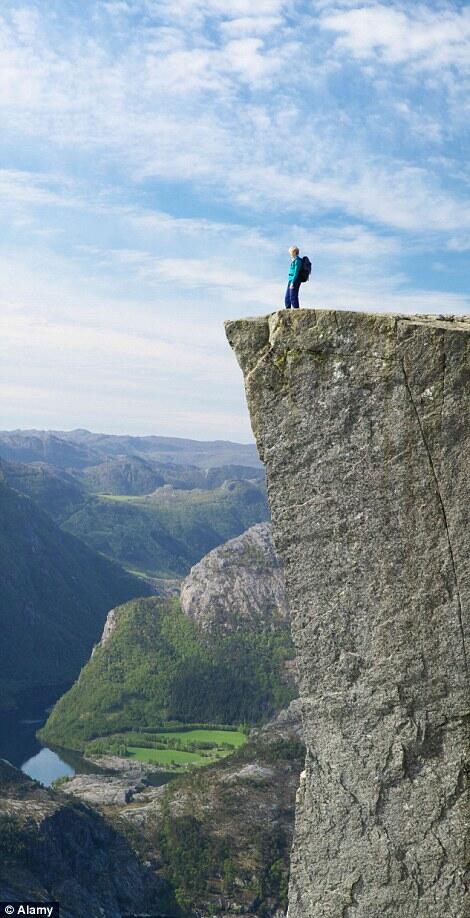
[[288, 255, 302, 285]]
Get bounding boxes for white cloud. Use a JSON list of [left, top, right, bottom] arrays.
[[0, 2, 467, 243], [227, 158, 470, 234], [102, 1, 133, 13], [321, 4, 470, 71], [0, 169, 81, 208], [223, 37, 284, 83], [219, 16, 283, 38], [142, 0, 286, 22], [447, 236, 470, 253], [298, 223, 401, 257]]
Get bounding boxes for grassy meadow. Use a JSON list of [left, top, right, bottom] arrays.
[[91, 726, 247, 772]]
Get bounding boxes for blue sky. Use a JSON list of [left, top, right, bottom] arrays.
[[0, 0, 469, 440]]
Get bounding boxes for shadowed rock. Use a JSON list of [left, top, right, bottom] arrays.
[[0, 760, 161, 916]]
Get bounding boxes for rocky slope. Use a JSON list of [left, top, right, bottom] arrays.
[[57, 701, 305, 917], [0, 760, 169, 917], [226, 309, 469, 918], [0, 478, 151, 712], [180, 522, 289, 632]]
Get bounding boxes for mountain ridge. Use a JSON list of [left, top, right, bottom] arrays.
[[0, 477, 151, 711], [0, 428, 262, 470]]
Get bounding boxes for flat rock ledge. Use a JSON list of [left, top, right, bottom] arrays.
[[60, 774, 145, 806], [84, 754, 163, 778], [226, 309, 469, 918]]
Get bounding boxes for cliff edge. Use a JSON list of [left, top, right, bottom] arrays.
[[226, 309, 469, 918]]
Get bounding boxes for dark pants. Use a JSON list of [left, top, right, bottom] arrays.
[[285, 282, 300, 309]]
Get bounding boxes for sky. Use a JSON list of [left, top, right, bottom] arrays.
[[0, 0, 469, 441]]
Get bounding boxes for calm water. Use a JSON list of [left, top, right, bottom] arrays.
[[0, 687, 90, 786], [21, 745, 75, 784]]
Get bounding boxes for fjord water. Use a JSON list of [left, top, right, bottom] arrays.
[[0, 687, 85, 786]]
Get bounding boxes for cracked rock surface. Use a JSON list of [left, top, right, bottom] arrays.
[[226, 309, 469, 918]]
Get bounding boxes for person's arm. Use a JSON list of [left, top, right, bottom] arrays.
[[291, 255, 302, 285]]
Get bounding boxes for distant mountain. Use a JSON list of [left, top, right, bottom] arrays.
[[78, 456, 167, 496], [0, 430, 99, 468], [78, 456, 265, 496], [0, 428, 262, 470], [0, 478, 151, 711], [0, 458, 85, 521]]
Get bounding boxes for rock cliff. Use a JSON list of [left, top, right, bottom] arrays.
[[226, 309, 469, 918], [180, 523, 289, 632]]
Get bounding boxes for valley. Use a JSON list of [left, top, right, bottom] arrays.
[[0, 429, 298, 916], [0, 429, 269, 714], [0, 477, 152, 713], [61, 480, 268, 578]]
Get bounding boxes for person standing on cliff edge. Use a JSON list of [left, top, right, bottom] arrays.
[[285, 246, 302, 309]]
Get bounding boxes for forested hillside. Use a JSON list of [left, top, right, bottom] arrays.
[[0, 479, 151, 712], [39, 597, 295, 751]]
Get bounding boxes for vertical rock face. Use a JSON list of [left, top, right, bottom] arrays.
[[226, 309, 469, 918]]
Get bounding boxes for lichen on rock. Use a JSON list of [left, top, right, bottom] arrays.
[[226, 308, 469, 918]]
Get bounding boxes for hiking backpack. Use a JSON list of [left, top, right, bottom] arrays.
[[299, 255, 312, 283]]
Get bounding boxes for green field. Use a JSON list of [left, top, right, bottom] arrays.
[[127, 747, 209, 766], [126, 728, 246, 771]]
